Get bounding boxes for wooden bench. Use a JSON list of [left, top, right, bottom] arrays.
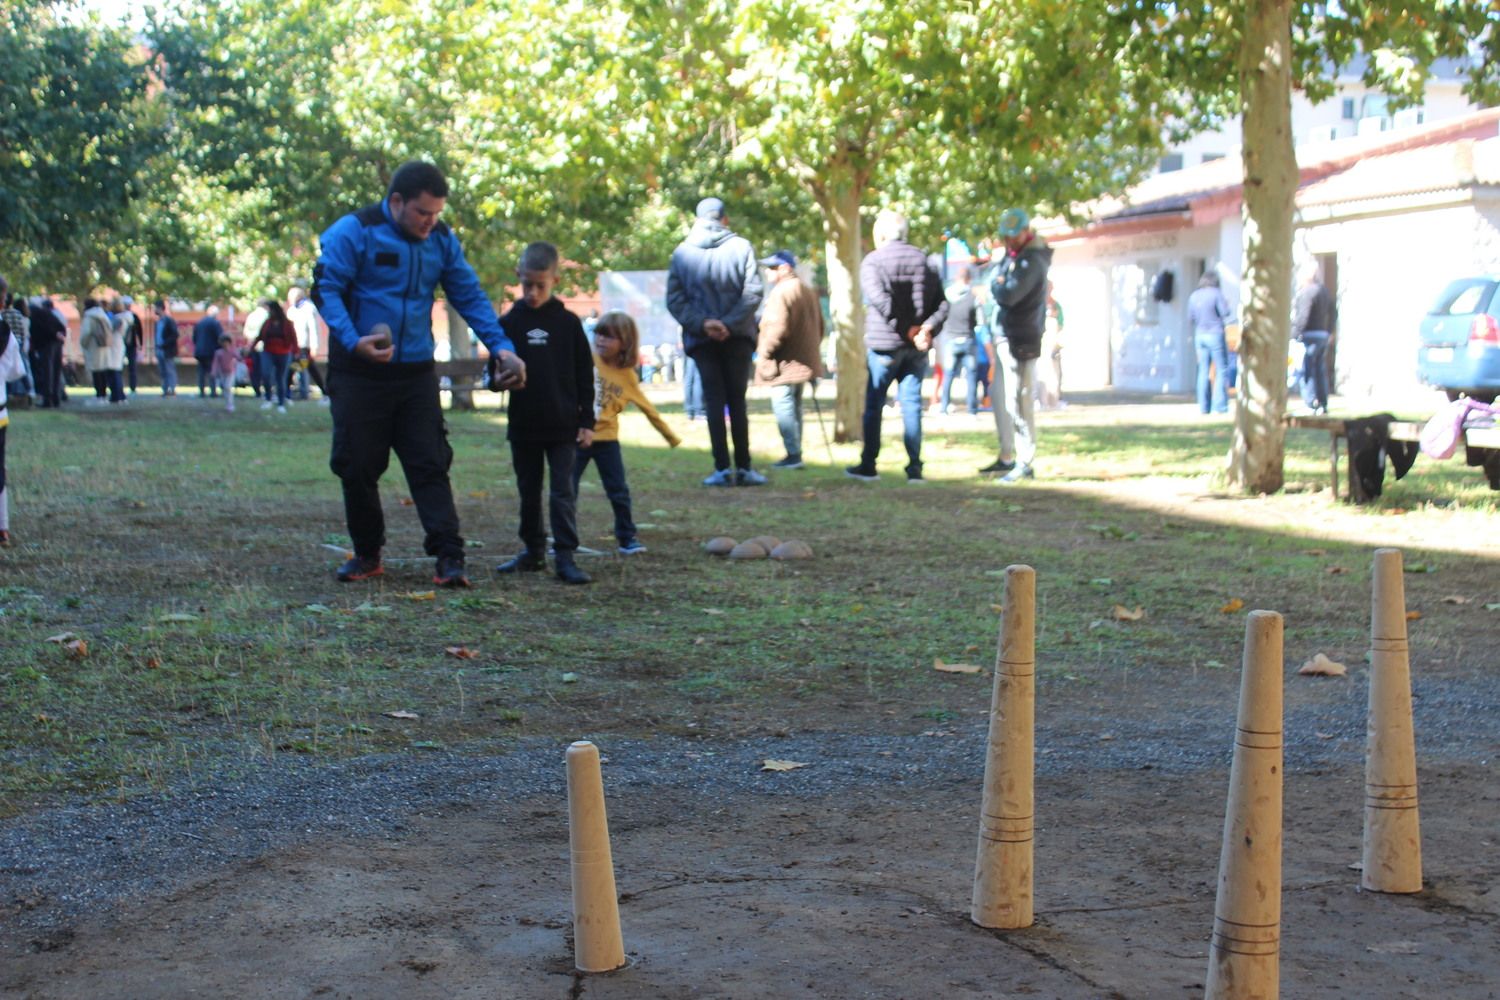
[[1285, 413, 1500, 501]]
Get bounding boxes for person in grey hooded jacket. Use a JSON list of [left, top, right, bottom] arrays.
[[666, 197, 766, 486]]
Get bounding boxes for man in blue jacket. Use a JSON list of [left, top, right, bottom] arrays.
[[666, 197, 765, 486], [314, 161, 526, 587]]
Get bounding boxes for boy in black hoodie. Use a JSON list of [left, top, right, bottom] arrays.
[[494, 242, 596, 584]]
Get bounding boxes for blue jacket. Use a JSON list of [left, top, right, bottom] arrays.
[[666, 220, 763, 354], [313, 200, 514, 374]]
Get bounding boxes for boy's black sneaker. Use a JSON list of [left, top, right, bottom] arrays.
[[844, 464, 879, 481], [496, 551, 546, 574], [554, 556, 592, 585], [771, 455, 804, 470], [434, 555, 470, 588], [978, 456, 1016, 475], [336, 553, 384, 582]]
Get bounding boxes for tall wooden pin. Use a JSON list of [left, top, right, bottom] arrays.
[[1362, 548, 1423, 893], [1206, 610, 1283, 1000], [972, 564, 1035, 929], [566, 740, 626, 972]]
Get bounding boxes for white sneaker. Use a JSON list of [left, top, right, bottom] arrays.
[[277, 405, 287, 413], [261, 401, 273, 410]]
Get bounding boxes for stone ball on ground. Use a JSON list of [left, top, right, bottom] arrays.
[[704, 536, 738, 555], [729, 540, 769, 560], [770, 540, 813, 560], [745, 535, 782, 551]]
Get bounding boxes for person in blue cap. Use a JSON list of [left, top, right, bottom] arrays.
[[754, 249, 825, 469]]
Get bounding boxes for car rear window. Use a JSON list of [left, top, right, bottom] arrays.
[[1428, 278, 1497, 316]]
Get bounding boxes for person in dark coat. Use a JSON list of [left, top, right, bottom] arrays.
[[983, 207, 1053, 483], [666, 197, 765, 486], [27, 297, 66, 408], [846, 210, 948, 483], [1292, 261, 1336, 414], [192, 306, 226, 397]]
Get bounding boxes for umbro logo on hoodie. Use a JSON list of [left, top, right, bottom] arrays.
[[526, 328, 548, 345]]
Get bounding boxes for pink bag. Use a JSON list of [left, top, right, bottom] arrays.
[[1421, 398, 1499, 459]]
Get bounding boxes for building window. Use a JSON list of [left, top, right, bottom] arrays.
[[1341, 97, 1356, 120], [1201, 152, 1226, 163], [1158, 153, 1184, 173]]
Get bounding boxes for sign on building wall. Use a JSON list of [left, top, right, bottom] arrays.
[[599, 271, 680, 348]]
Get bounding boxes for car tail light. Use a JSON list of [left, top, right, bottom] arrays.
[[1472, 314, 1500, 344]]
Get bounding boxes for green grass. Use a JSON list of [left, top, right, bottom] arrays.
[[1, 390, 1495, 815]]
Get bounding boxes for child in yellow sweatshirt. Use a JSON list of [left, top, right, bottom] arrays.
[[574, 311, 681, 554]]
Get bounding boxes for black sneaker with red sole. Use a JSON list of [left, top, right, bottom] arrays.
[[336, 554, 384, 582]]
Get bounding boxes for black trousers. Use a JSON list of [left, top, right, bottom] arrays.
[[510, 438, 580, 554], [328, 368, 461, 560], [689, 337, 753, 471]]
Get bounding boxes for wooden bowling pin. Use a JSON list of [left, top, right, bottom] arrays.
[[972, 564, 1036, 929]]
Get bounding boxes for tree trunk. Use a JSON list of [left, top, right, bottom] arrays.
[[444, 300, 474, 411], [1227, 0, 1296, 494], [816, 173, 866, 443]]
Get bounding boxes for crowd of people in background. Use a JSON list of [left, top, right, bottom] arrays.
[[6, 163, 1317, 578]]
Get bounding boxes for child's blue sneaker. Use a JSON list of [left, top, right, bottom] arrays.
[[618, 539, 647, 555], [702, 468, 735, 487]]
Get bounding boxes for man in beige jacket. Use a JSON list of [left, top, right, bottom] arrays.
[[755, 251, 826, 469]]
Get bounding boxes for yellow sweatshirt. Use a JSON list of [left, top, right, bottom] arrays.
[[592, 356, 682, 447]]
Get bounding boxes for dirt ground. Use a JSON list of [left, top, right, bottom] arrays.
[[4, 741, 1497, 999], [4, 391, 1498, 999]]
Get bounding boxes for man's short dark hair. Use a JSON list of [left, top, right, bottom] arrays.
[[389, 161, 449, 201], [519, 241, 560, 274]]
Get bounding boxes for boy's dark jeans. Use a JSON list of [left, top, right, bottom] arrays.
[[328, 368, 463, 560], [690, 337, 753, 471], [573, 439, 635, 544], [511, 438, 580, 554]]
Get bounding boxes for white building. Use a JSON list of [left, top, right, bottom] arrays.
[[1040, 108, 1500, 402], [1161, 57, 1478, 173]]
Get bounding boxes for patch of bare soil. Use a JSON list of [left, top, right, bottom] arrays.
[[4, 761, 1497, 999]]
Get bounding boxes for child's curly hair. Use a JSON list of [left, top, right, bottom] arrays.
[[594, 311, 639, 370]]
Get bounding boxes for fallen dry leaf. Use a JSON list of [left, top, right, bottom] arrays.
[[701, 607, 726, 615], [402, 591, 437, 602], [63, 639, 88, 658], [934, 659, 983, 675], [383, 710, 420, 720], [157, 612, 199, 623], [467, 491, 489, 499], [445, 646, 479, 659], [761, 759, 810, 772], [1405, 610, 1422, 621], [398, 497, 415, 506], [1111, 604, 1146, 622], [1302, 548, 1328, 556], [1299, 653, 1347, 677], [1441, 595, 1470, 605], [1315, 731, 1336, 740], [45, 632, 78, 643], [990, 603, 1005, 613], [1327, 566, 1349, 575], [144, 656, 161, 669], [1219, 598, 1245, 614]]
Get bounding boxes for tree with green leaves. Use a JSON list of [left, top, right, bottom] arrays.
[[1109, 1, 1500, 493], [638, 0, 1207, 438], [0, 2, 170, 299]]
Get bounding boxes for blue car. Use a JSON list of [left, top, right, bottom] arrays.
[[1418, 277, 1500, 403]]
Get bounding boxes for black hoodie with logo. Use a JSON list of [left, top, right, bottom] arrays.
[[500, 297, 595, 444]]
